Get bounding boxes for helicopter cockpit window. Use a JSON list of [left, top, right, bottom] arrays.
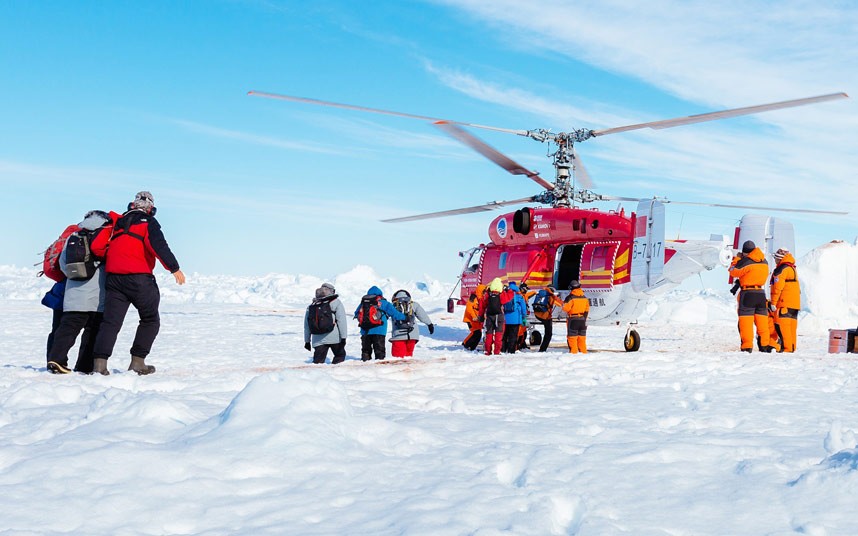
[[498, 252, 508, 270], [463, 249, 480, 273]]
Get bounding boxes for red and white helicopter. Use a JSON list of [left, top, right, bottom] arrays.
[[249, 90, 848, 350]]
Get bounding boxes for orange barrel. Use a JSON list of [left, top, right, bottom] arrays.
[[828, 329, 848, 353]]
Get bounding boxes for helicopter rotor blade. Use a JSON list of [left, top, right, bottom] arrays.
[[571, 146, 594, 189], [381, 196, 536, 223], [592, 92, 849, 137], [433, 121, 555, 191], [658, 199, 848, 215], [247, 90, 528, 136]]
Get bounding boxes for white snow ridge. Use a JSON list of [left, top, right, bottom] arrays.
[[1, 242, 858, 534]]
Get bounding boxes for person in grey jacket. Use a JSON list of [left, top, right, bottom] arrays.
[[389, 289, 434, 358], [46, 210, 111, 374], [303, 283, 348, 364]]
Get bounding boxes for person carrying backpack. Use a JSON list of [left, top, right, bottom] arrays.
[[304, 283, 348, 364], [501, 281, 527, 354], [353, 286, 405, 361], [462, 284, 485, 351], [532, 285, 564, 352], [88, 191, 186, 375], [45, 210, 111, 373], [477, 277, 512, 356], [562, 280, 590, 354], [389, 289, 434, 358]]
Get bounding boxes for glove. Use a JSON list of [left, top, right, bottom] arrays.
[[768, 303, 776, 313], [476, 315, 484, 323], [304, 342, 311, 351], [522, 316, 529, 326], [428, 323, 435, 334], [341, 338, 347, 345], [729, 281, 740, 296]]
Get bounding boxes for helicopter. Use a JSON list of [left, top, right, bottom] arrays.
[[248, 89, 849, 351]]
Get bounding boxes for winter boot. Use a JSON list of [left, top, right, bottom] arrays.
[[47, 361, 72, 374], [128, 356, 156, 375], [93, 358, 110, 376]]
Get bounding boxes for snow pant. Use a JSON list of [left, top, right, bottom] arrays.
[[775, 307, 799, 353], [737, 289, 769, 351], [483, 313, 505, 355], [361, 334, 386, 360], [759, 312, 782, 352], [537, 317, 553, 352], [566, 315, 588, 354], [463, 322, 482, 351], [517, 324, 529, 350], [92, 273, 161, 361], [47, 311, 103, 373], [46, 307, 63, 359], [391, 339, 417, 358], [314, 340, 346, 364], [502, 323, 520, 354]]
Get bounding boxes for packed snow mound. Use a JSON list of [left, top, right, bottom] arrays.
[[641, 288, 737, 325], [799, 239, 858, 331]]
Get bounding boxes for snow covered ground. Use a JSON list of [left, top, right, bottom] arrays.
[[1, 243, 858, 535]]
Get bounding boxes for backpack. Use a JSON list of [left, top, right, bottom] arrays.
[[503, 296, 516, 314], [307, 297, 336, 335], [486, 291, 502, 315], [393, 299, 415, 331], [532, 290, 551, 313], [357, 295, 384, 330], [39, 224, 80, 282], [64, 228, 101, 281]]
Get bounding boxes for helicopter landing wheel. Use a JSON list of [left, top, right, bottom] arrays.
[[530, 330, 542, 347], [624, 329, 641, 352]]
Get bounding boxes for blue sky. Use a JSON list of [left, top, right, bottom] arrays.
[[1, 1, 856, 283]]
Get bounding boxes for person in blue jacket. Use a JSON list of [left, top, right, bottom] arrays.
[[354, 286, 405, 361], [501, 281, 527, 354]]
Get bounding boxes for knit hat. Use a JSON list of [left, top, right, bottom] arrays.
[[519, 282, 529, 291], [773, 248, 790, 261], [568, 280, 581, 290], [132, 191, 155, 212], [315, 283, 336, 299], [741, 240, 756, 254], [488, 277, 503, 293]]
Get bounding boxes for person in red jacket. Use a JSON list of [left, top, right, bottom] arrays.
[[89, 191, 186, 375]]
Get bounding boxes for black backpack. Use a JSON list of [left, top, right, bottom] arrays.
[[64, 228, 100, 281], [532, 290, 551, 313], [486, 291, 502, 315], [357, 295, 384, 330], [307, 297, 336, 335]]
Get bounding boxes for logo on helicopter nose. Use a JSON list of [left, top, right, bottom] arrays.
[[496, 218, 507, 238]]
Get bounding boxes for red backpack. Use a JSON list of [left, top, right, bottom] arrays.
[[38, 224, 80, 282], [357, 295, 384, 330]]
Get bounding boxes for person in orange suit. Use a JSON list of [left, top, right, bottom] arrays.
[[516, 282, 537, 350], [562, 280, 590, 354], [759, 300, 782, 353], [462, 284, 486, 351], [769, 248, 800, 352], [533, 285, 564, 352], [729, 240, 772, 353]]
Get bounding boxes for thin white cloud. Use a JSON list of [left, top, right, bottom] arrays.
[[168, 118, 341, 155], [423, 1, 857, 221]]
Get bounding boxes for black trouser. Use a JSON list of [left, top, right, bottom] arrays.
[[463, 323, 482, 351], [361, 334, 386, 360], [538, 317, 553, 352], [502, 324, 520, 354], [46, 307, 63, 359], [314, 340, 346, 364], [92, 273, 161, 361], [47, 311, 103, 373]]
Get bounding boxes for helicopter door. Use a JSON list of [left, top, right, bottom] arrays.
[[631, 199, 666, 291], [554, 244, 583, 290], [579, 242, 620, 291]]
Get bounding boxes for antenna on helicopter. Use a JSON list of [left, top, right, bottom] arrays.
[[248, 90, 849, 219]]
